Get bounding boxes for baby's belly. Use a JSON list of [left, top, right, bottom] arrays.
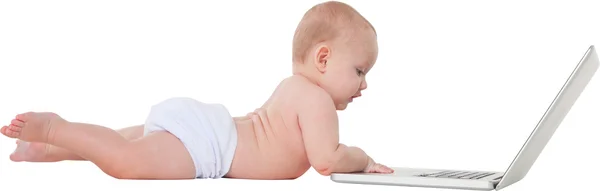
[[226, 115, 311, 179]]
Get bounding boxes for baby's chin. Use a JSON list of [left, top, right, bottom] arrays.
[[334, 96, 357, 110], [335, 103, 349, 110]]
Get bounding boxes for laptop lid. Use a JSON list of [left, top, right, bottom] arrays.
[[496, 45, 599, 190]]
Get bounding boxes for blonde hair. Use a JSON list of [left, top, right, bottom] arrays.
[[292, 1, 376, 65]]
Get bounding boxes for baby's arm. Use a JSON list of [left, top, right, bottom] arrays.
[[297, 89, 372, 175]]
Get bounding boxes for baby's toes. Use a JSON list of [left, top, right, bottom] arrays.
[[15, 112, 34, 122], [1, 126, 9, 136], [11, 119, 24, 127], [9, 124, 22, 132], [1, 126, 21, 138], [8, 130, 21, 138]]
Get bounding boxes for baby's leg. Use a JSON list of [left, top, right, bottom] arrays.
[[9, 125, 144, 162], [1, 112, 195, 179]]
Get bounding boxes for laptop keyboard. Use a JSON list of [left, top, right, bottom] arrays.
[[415, 170, 496, 180]]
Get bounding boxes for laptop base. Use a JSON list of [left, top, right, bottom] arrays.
[[331, 167, 504, 191]]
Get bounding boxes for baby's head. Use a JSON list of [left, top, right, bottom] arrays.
[[292, 1, 377, 110]]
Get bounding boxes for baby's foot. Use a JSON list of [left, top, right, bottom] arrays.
[[0, 112, 65, 143], [10, 140, 49, 162]]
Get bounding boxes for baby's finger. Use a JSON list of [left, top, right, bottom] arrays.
[[382, 166, 394, 173], [376, 164, 394, 173]]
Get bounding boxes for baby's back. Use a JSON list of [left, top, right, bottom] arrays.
[[225, 76, 321, 179]]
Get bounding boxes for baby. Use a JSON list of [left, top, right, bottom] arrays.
[[1, 1, 394, 180]]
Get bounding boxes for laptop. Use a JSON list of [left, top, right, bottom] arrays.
[[331, 45, 599, 190]]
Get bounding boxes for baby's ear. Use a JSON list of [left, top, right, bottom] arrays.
[[314, 45, 330, 73]]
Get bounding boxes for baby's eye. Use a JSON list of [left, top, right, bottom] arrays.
[[356, 68, 363, 76]]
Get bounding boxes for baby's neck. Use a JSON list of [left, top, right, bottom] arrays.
[[292, 64, 321, 86], [291, 73, 320, 88]]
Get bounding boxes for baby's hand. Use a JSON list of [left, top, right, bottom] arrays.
[[364, 157, 394, 174]]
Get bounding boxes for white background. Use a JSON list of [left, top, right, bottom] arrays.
[[1, 0, 599, 190]]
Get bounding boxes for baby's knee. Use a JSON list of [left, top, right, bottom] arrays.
[[102, 150, 145, 179], [106, 166, 140, 179]]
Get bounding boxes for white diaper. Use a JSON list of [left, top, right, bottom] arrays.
[[143, 97, 238, 179]]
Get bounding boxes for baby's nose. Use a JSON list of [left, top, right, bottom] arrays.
[[360, 80, 368, 90]]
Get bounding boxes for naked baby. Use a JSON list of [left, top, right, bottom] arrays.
[[1, 1, 394, 180]]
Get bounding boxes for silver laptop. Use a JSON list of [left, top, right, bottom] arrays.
[[331, 45, 599, 190]]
